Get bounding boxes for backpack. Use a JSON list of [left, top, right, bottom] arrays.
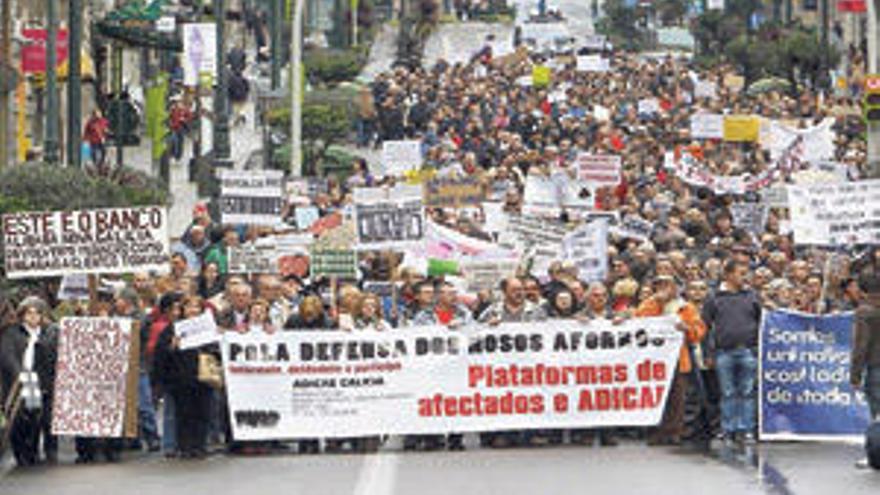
[[867, 421, 880, 470]]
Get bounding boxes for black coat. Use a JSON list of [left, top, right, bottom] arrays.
[[0, 324, 58, 408], [153, 323, 200, 390]]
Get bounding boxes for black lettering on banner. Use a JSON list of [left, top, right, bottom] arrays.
[[220, 196, 284, 216], [356, 200, 424, 244]]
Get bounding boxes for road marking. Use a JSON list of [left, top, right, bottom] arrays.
[[353, 452, 399, 495]]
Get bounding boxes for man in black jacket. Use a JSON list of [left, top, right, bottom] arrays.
[[0, 297, 58, 466], [701, 260, 762, 446]]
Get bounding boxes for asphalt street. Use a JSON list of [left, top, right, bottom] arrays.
[[1, 439, 877, 495]]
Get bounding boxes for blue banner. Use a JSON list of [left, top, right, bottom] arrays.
[[760, 310, 872, 440]]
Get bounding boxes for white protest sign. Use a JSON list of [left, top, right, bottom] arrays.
[[582, 35, 608, 51], [183, 23, 217, 86], [461, 259, 520, 292], [610, 216, 654, 242], [730, 203, 768, 236], [222, 318, 683, 440], [694, 80, 717, 100], [228, 240, 279, 274], [507, 215, 569, 275], [218, 169, 285, 226], [354, 185, 425, 250], [523, 174, 562, 217], [58, 274, 90, 301], [787, 180, 880, 245], [761, 187, 789, 208], [482, 202, 509, 235], [638, 98, 660, 115], [380, 140, 423, 176], [593, 105, 611, 122], [707, 0, 724, 9], [563, 220, 608, 282], [175, 312, 220, 350], [576, 153, 622, 187], [576, 55, 610, 73], [52, 318, 134, 437], [690, 113, 724, 139], [3, 206, 170, 279], [763, 118, 835, 164]]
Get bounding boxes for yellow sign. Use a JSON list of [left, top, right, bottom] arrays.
[[723, 74, 745, 93], [404, 168, 436, 185], [723, 115, 760, 142], [532, 65, 551, 88]]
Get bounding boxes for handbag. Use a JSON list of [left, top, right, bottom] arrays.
[[197, 353, 224, 389]]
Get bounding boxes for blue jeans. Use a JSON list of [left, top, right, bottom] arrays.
[[865, 368, 880, 420], [162, 392, 177, 453], [716, 348, 757, 434], [138, 372, 159, 442]]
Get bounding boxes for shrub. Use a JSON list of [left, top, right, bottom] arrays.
[[304, 48, 366, 85]]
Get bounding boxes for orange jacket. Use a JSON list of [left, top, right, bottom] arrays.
[[635, 297, 707, 373]]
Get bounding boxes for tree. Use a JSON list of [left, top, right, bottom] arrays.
[[596, 0, 646, 51], [655, 0, 689, 26], [302, 103, 352, 176], [268, 102, 352, 176]]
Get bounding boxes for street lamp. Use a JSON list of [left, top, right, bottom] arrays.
[[45, 0, 60, 164], [214, 0, 232, 166], [291, 0, 303, 176], [68, 0, 83, 168]]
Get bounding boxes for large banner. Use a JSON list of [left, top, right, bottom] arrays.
[[52, 318, 134, 437], [218, 169, 284, 226], [222, 318, 683, 440], [759, 310, 872, 441], [2, 206, 169, 279], [787, 180, 880, 246]]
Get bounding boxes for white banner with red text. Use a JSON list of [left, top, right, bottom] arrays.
[[222, 317, 683, 440]]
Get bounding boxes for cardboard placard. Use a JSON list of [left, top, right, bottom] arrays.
[[218, 169, 285, 226], [424, 176, 485, 208]]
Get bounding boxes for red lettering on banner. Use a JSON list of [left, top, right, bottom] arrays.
[[417, 392, 546, 417], [468, 363, 629, 388], [577, 385, 665, 411]]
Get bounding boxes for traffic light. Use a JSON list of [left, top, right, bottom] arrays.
[[864, 75, 880, 123]]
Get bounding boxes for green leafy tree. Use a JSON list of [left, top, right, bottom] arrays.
[[596, 0, 645, 51], [268, 102, 353, 176], [655, 0, 689, 26]]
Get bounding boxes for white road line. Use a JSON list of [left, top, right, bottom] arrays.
[[353, 452, 400, 495]]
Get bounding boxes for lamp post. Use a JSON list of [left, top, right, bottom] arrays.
[[45, 0, 60, 164], [213, 0, 232, 166], [867, 0, 880, 178], [291, 0, 303, 176], [271, 0, 281, 89], [67, 0, 83, 168], [0, 0, 10, 167]]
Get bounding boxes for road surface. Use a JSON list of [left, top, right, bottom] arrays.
[[1, 439, 877, 495]]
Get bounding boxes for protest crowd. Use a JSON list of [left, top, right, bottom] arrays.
[[2, 29, 880, 470]]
